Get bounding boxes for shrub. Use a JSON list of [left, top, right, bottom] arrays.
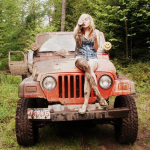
[[111, 59, 150, 92]]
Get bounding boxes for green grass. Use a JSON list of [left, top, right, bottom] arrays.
[[0, 61, 150, 149], [0, 73, 21, 149]]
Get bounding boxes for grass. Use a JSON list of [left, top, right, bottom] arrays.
[[0, 73, 20, 149], [0, 61, 150, 149], [136, 94, 150, 130]]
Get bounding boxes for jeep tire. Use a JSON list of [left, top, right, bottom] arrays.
[[114, 95, 138, 144], [16, 98, 38, 146]]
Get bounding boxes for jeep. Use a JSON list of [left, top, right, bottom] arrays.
[[9, 32, 138, 146]]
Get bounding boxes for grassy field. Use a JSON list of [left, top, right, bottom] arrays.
[[0, 62, 150, 150]]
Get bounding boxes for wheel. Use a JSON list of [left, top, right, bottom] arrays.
[[114, 95, 138, 144], [22, 75, 27, 80], [16, 98, 38, 146]]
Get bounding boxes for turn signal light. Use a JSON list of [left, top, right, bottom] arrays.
[[26, 86, 37, 93], [118, 84, 129, 90]]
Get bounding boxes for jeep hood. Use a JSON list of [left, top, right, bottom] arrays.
[[32, 58, 116, 80]]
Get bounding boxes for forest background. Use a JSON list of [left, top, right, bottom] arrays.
[[0, 0, 150, 70]]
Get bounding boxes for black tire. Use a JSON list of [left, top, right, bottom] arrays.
[[22, 75, 27, 80], [16, 98, 38, 146], [114, 95, 138, 144]]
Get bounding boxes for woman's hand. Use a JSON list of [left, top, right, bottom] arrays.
[[92, 31, 100, 51], [91, 32, 97, 41]]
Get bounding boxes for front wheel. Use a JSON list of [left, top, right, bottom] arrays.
[[16, 98, 38, 146], [114, 95, 138, 144]]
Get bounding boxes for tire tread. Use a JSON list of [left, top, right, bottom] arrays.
[[16, 98, 38, 146], [114, 95, 138, 144]]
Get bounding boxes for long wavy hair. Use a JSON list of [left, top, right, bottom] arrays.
[[74, 14, 95, 46]]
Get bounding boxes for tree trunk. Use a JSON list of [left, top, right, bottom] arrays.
[[61, 0, 66, 31], [125, 20, 128, 58], [115, 0, 119, 6]]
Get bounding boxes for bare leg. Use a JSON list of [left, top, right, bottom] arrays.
[[75, 58, 107, 114], [87, 59, 107, 106], [78, 75, 91, 114]]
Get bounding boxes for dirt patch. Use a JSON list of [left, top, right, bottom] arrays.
[[88, 125, 150, 150], [138, 127, 150, 139], [136, 128, 150, 150]]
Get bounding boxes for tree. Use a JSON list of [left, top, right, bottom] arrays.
[[0, 0, 150, 70], [88, 0, 150, 60], [65, 0, 95, 31], [0, 0, 45, 61], [61, 0, 66, 31]]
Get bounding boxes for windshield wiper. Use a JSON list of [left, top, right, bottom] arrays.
[[55, 51, 66, 58]]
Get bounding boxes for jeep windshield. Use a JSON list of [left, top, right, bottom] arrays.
[[39, 34, 76, 52]]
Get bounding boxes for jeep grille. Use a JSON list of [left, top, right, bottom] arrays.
[[58, 75, 95, 98]]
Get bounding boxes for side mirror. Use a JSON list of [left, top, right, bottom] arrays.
[[103, 42, 112, 51], [31, 43, 39, 51]]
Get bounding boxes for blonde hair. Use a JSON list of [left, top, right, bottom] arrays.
[[74, 14, 95, 46]]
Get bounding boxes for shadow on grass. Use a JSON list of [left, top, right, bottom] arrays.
[[37, 123, 117, 150]]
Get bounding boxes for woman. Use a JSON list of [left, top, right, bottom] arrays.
[[74, 14, 107, 114]]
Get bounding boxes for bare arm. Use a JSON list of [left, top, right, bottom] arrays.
[[92, 30, 100, 51]]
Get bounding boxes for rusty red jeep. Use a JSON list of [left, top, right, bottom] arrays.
[[9, 32, 138, 146]]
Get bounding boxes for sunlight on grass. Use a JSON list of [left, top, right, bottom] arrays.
[[135, 93, 150, 131], [0, 73, 21, 149]]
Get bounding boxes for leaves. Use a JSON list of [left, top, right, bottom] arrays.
[[0, 0, 150, 70]]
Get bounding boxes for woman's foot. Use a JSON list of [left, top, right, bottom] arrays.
[[98, 98, 108, 108], [78, 105, 87, 114]]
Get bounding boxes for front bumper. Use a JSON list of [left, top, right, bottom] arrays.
[[28, 103, 129, 121]]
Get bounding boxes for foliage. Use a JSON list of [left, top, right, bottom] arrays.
[[0, 0, 150, 70], [42, 0, 62, 31], [0, 58, 8, 70], [43, 0, 94, 31], [87, 0, 150, 60], [65, 0, 94, 31], [112, 59, 150, 92]]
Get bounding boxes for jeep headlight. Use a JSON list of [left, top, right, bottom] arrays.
[[99, 75, 112, 89], [42, 76, 56, 91]]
